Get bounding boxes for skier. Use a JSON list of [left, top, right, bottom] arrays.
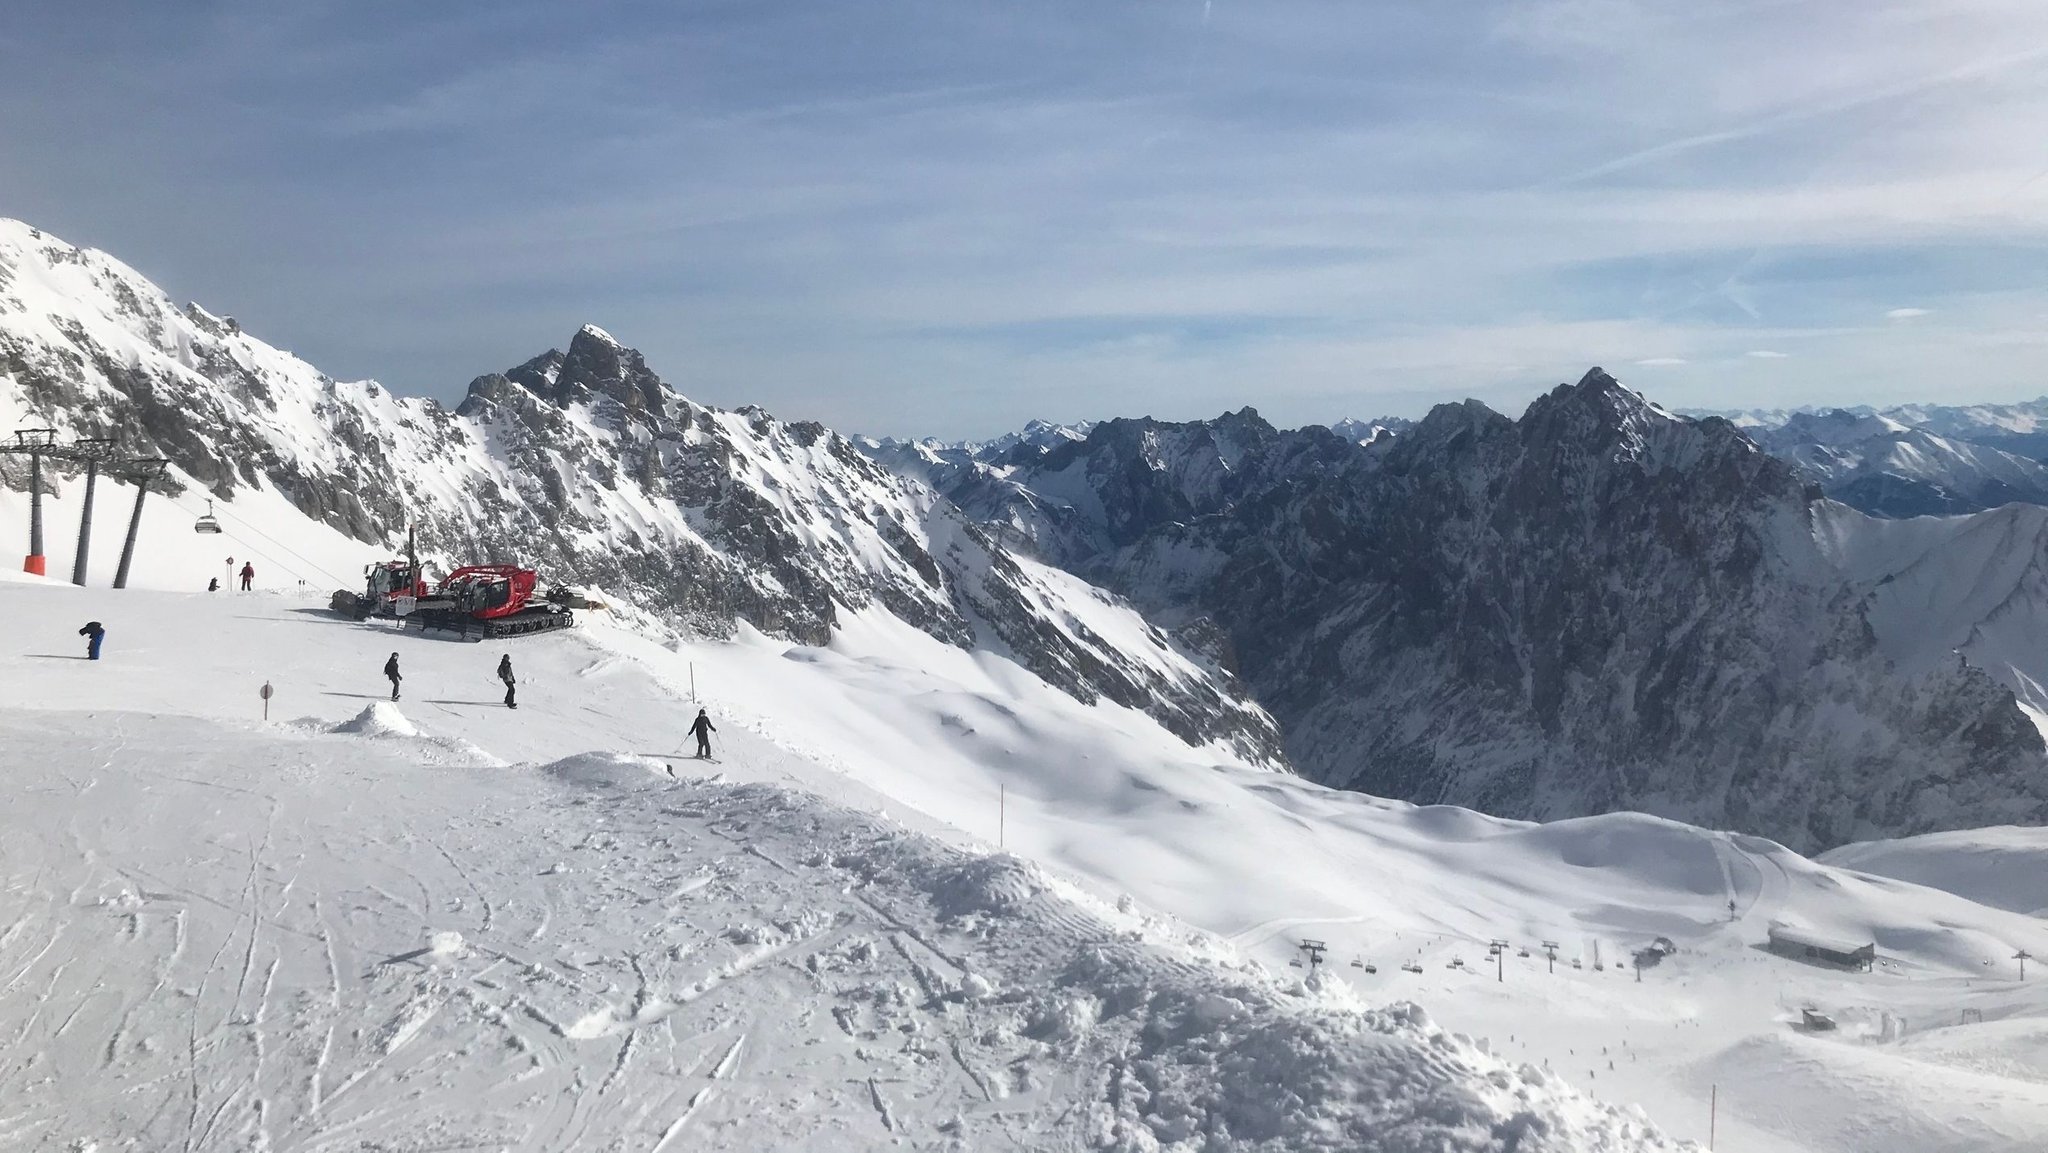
[[383, 652, 402, 701], [240, 561, 255, 591], [497, 653, 516, 709], [688, 707, 716, 759], [207, 577, 219, 592], [78, 621, 105, 661]]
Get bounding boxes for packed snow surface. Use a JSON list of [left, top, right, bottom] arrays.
[[1821, 826, 2048, 917], [0, 583, 2043, 1150]]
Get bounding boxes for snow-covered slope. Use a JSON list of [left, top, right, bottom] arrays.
[[0, 218, 1277, 763], [4, 578, 2046, 1151], [1820, 826, 2048, 917]]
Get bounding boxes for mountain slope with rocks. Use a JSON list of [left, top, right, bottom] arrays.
[[0, 218, 1279, 764], [895, 371, 2048, 851]]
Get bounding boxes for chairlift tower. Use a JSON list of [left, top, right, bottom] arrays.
[[2019, 949, 2035, 981], [3, 430, 178, 586], [3, 428, 58, 574], [1490, 939, 1510, 983], [112, 458, 169, 589], [1541, 940, 1560, 975], [67, 438, 114, 586], [1297, 939, 1327, 977]]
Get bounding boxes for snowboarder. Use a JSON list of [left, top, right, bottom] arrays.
[[383, 652, 401, 701], [497, 653, 516, 709], [207, 577, 219, 592], [240, 561, 255, 591], [78, 621, 105, 661], [688, 708, 716, 759]]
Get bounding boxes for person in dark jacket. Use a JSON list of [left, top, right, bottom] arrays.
[[239, 562, 255, 591], [78, 621, 105, 661], [383, 652, 401, 701], [497, 653, 516, 709], [689, 708, 715, 759], [207, 577, 219, 592]]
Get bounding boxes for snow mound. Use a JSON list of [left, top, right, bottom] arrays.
[[1820, 826, 2048, 916], [931, 853, 1048, 918], [1030, 945, 1679, 1152], [330, 702, 418, 738], [538, 750, 666, 790]]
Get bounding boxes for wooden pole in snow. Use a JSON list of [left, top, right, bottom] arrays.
[[999, 784, 1006, 850], [1710, 1084, 1717, 1150]]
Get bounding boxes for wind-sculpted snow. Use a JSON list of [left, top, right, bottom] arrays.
[[903, 368, 2048, 851], [0, 218, 1278, 764], [0, 708, 1682, 1151]]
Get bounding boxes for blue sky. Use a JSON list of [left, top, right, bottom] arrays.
[[3, 1, 2046, 437]]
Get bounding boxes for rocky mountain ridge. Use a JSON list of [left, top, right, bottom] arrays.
[[0, 219, 1280, 765], [892, 371, 2048, 850]]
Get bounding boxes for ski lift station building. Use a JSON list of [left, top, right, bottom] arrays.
[[1767, 923, 1875, 971]]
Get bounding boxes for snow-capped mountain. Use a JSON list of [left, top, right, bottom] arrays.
[[1874, 395, 2048, 460], [1742, 409, 2048, 517], [1327, 415, 1413, 444], [0, 219, 1279, 763], [901, 370, 2048, 851], [1687, 398, 2048, 517]]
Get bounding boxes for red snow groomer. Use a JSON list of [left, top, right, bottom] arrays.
[[413, 564, 575, 639], [330, 559, 431, 620]]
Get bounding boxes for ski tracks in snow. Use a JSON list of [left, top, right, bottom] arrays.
[[0, 708, 1691, 1151]]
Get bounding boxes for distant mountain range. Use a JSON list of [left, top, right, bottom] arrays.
[[880, 376, 2048, 850], [8, 216, 2048, 850], [1684, 399, 2048, 517]]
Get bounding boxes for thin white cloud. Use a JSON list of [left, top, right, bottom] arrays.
[[1746, 350, 1791, 359], [8, 0, 2048, 436]]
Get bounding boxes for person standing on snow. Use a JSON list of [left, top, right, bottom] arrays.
[[240, 561, 255, 591], [497, 653, 516, 709], [383, 652, 402, 701], [78, 621, 105, 661], [688, 708, 716, 759]]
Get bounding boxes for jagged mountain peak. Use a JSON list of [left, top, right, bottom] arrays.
[[469, 325, 671, 421], [0, 220, 1283, 768]]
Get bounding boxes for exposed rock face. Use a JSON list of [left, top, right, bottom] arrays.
[[0, 219, 1281, 766], [894, 372, 2048, 851]]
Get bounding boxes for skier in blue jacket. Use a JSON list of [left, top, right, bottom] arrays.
[[78, 621, 105, 660]]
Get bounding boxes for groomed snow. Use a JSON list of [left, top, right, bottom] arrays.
[[0, 581, 2042, 1150]]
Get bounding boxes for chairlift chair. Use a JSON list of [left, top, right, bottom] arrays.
[[195, 500, 223, 534]]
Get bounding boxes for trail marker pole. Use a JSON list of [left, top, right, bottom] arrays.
[[260, 681, 273, 720], [690, 662, 696, 702], [1709, 1084, 1717, 1150], [999, 784, 1006, 850]]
